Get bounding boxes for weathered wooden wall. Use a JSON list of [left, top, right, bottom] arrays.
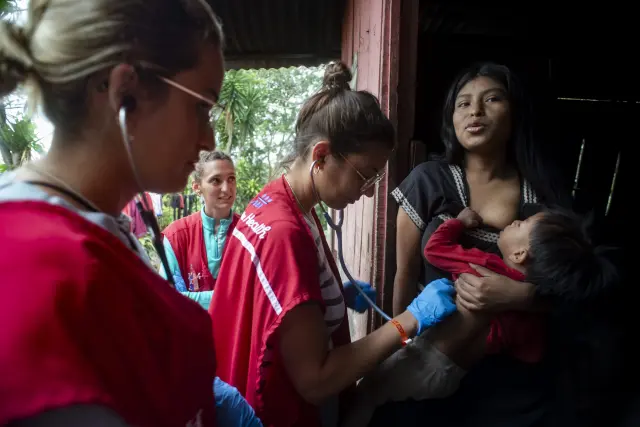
[[338, 0, 417, 337]]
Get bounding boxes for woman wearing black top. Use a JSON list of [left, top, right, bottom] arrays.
[[376, 62, 570, 427]]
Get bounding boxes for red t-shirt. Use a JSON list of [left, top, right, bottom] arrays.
[[163, 211, 240, 291], [211, 177, 352, 427], [424, 218, 545, 363], [0, 201, 216, 426]]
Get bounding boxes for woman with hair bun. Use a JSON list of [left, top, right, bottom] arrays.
[[210, 61, 459, 427]]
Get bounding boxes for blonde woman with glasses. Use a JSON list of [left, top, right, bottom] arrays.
[[0, 0, 259, 426]]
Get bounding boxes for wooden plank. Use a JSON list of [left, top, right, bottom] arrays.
[[377, 0, 418, 328], [338, 0, 376, 340], [341, 0, 355, 67], [337, 0, 408, 335]]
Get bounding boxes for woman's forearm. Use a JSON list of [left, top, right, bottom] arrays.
[[281, 278, 456, 406], [392, 269, 418, 316], [316, 311, 418, 400], [281, 309, 418, 405], [456, 268, 549, 314], [393, 210, 423, 316]]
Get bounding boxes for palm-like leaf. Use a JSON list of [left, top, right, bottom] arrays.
[[0, 116, 39, 170], [214, 70, 266, 153], [0, 0, 20, 18], [237, 85, 265, 146]]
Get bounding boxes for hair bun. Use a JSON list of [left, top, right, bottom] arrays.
[[0, 20, 34, 97], [322, 61, 352, 91]]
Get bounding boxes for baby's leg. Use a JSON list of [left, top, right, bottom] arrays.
[[341, 305, 491, 427], [427, 303, 491, 369], [341, 334, 466, 427]]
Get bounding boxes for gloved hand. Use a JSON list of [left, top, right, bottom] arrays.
[[407, 278, 457, 335], [342, 280, 377, 313], [214, 377, 263, 427]]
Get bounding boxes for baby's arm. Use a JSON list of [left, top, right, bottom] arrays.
[[424, 208, 489, 275], [422, 208, 494, 368]]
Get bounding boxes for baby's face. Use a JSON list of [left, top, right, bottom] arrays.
[[497, 212, 544, 261]]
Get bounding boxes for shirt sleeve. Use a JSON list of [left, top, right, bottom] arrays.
[[391, 161, 447, 231], [424, 219, 492, 276], [159, 237, 188, 291], [214, 377, 263, 427]]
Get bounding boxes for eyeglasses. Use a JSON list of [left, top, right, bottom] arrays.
[[159, 76, 226, 123], [339, 153, 386, 193]]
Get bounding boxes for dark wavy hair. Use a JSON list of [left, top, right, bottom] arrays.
[[527, 206, 619, 304], [441, 62, 569, 207]]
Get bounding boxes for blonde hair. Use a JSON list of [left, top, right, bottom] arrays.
[[0, 0, 223, 133]]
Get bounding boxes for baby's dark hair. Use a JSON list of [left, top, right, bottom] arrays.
[[526, 207, 619, 304]]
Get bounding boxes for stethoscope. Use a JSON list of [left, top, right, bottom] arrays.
[[120, 102, 392, 314], [308, 160, 392, 322], [119, 106, 176, 288], [23, 105, 173, 289]]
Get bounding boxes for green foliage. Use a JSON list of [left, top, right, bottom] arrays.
[[0, 113, 42, 171], [214, 66, 324, 213], [0, 0, 18, 15], [0, 63, 327, 233], [158, 197, 176, 230], [250, 67, 324, 175], [138, 234, 160, 270], [214, 70, 267, 153], [156, 193, 201, 231], [1, 117, 40, 152], [233, 157, 267, 212]]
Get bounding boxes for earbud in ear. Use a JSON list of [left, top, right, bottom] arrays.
[[121, 96, 136, 112], [314, 159, 323, 175]]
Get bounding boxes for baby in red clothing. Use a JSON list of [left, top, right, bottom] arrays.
[[344, 206, 615, 427], [423, 207, 546, 366]]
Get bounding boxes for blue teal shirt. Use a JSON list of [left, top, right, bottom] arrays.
[[214, 377, 263, 426], [160, 208, 233, 310]]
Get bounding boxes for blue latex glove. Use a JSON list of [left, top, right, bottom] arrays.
[[342, 280, 377, 313], [407, 278, 457, 335], [214, 377, 263, 427]]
